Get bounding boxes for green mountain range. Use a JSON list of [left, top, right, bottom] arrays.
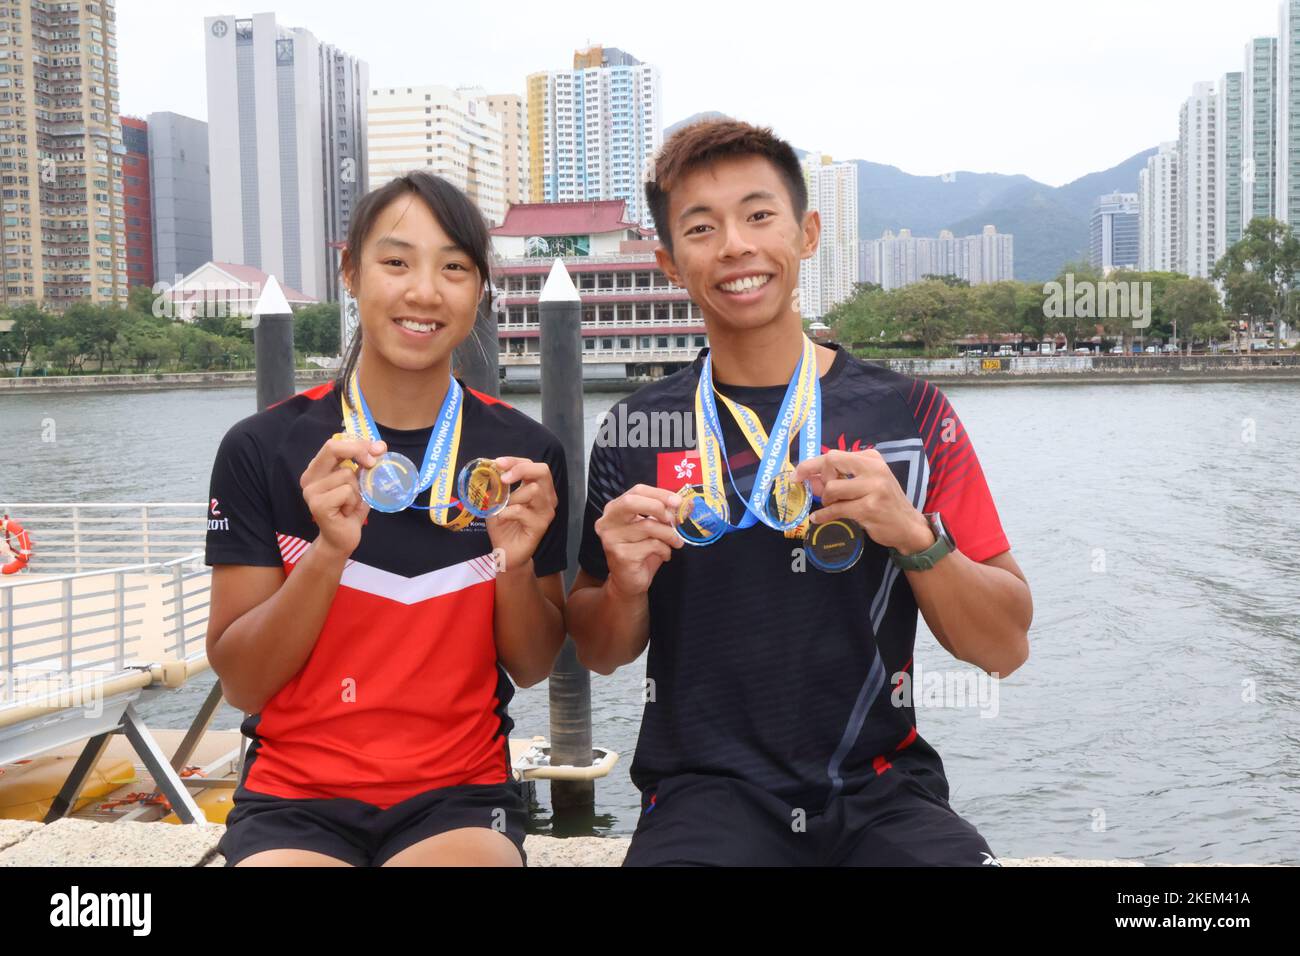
[[663, 114, 1157, 282]]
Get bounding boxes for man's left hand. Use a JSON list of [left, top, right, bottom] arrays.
[[791, 448, 934, 555]]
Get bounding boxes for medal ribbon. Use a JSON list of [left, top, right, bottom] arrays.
[[694, 336, 821, 539], [337, 367, 474, 529]]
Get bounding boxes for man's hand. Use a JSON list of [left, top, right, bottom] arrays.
[[486, 456, 558, 572], [792, 448, 933, 555], [594, 484, 685, 598]]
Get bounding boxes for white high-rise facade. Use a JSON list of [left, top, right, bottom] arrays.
[[204, 13, 369, 302], [1178, 81, 1218, 278], [798, 155, 858, 318], [1217, 72, 1244, 255], [1138, 142, 1179, 272], [1243, 37, 1276, 231], [1277, 1, 1300, 231], [862, 227, 1012, 291], [526, 46, 662, 229], [367, 85, 506, 226]]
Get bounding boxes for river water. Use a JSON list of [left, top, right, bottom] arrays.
[[1, 380, 1297, 863]]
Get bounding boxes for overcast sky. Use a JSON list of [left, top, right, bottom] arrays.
[[119, 0, 1278, 188]]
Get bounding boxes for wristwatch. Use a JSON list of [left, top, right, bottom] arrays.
[[889, 512, 955, 571]]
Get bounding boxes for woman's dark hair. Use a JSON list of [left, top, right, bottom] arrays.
[[334, 171, 493, 392]]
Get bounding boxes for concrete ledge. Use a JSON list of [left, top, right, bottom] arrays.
[[0, 819, 220, 867], [0, 822, 1277, 866], [0, 369, 333, 394], [0, 820, 41, 853]]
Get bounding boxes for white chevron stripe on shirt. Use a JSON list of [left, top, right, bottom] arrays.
[[275, 532, 498, 605]]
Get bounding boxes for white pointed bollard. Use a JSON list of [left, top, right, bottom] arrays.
[[540, 257, 595, 813], [251, 274, 295, 411]]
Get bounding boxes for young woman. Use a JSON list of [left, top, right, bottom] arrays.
[[204, 172, 568, 867]]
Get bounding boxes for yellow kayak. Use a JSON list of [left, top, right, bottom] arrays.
[[0, 754, 138, 821]]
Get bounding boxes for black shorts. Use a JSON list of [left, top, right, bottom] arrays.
[[217, 781, 528, 867], [623, 769, 998, 867]]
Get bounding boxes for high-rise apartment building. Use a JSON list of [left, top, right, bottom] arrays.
[[481, 92, 527, 208], [797, 154, 858, 318], [862, 226, 1013, 291], [0, 0, 125, 307], [1277, 1, 1300, 232], [120, 115, 151, 289], [1243, 37, 1276, 231], [146, 111, 212, 283], [1217, 71, 1244, 254], [1178, 81, 1218, 278], [1138, 142, 1179, 272], [526, 45, 662, 229], [368, 84, 505, 225], [204, 13, 368, 302], [1089, 192, 1140, 272]]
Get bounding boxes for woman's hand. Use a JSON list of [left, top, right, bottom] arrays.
[[485, 456, 558, 573], [299, 436, 386, 559]]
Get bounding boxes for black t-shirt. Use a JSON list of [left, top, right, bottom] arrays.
[[579, 345, 1010, 810], [204, 379, 567, 809]]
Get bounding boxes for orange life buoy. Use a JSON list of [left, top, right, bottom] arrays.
[[1, 515, 33, 574]]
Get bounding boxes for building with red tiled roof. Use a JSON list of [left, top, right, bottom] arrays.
[[161, 261, 318, 322], [490, 201, 707, 384], [490, 200, 645, 258]]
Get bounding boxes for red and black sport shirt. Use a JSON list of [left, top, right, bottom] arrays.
[[205, 379, 567, 809]]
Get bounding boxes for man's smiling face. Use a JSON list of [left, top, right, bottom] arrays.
[[656, 154, 819, 334]]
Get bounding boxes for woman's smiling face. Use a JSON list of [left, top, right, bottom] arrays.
[[344, 193, 483, 374]]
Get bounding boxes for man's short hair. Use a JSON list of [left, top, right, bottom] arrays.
[[646, 119, 808, 255]]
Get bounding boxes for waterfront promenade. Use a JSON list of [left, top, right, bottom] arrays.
[[1, 352, 1297, 395]]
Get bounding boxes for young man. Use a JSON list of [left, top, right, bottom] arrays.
[[566, 120, 1033, 866]]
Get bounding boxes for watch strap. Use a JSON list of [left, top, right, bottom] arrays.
[[889, 513, 954, 571]]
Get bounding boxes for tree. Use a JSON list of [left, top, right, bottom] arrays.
[[120, 315, 177, 371], [48, 335, 81, 374], [294, 302, 342, 356], [1192, 318, 1232, 352], [826, 283, 894, 346], [921, 274, 971, 288], [1162, 278, 1223, 352], [1044, 261, 1103, 351], [64, 301, 123, 371], [892, 280, 965, 353], [6, 302, 54, 375], [1212, 217, 1300, 350]]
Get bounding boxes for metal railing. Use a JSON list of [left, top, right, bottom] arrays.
[[499, 317, 706, 331], [495, 253, 659, 267], [0, 502, 208, 574], [502, 286, 689, 298], [1, 551, 210, 704]]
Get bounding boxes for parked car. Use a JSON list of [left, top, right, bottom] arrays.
[[1074, 347, 1092, 354], [1162, 344, 1178, 353], [1109, 346, 1124, 354], [1144, 346, 1159, 353]]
